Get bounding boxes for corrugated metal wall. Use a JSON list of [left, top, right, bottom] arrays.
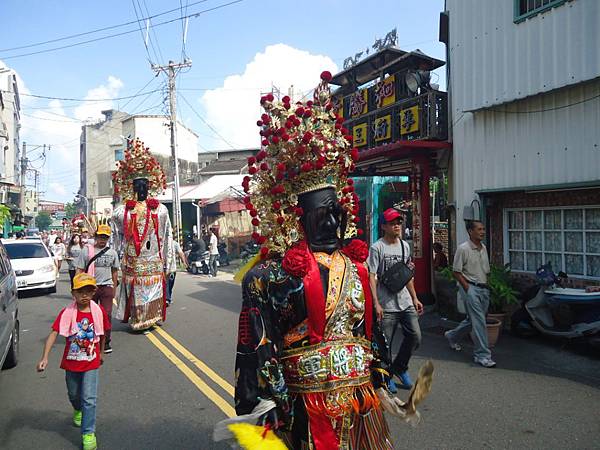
[[447, 0, 600, 244], [447, 0, 600, 111]]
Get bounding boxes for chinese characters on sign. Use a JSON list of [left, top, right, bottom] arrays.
[[349, 89, 368, 118], [343, 29, 398, 70], [374, 115, 391, 142], [332, 96, 343, 120], [374, 75, 396, 108], [400, 105, 420, 135], [353, 123, 368, 147]]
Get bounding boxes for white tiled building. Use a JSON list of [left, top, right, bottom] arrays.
[[446, 0, 600, 283]]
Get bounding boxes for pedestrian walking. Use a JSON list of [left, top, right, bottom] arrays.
[[66, 234, 84, 288], [76, 224, 119, 354], [368, 207, 423, 392], [166, 239, 188, 306], [208, 228, 219, 277], [51, 237, 67, 276], [444, 220, 496, 368], [36, 273, 110, 450]]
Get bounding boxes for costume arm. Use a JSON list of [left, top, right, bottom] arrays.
[[159, 205, 173, 272], [111, 207, 125, 258], [234, 265, 292, 427]]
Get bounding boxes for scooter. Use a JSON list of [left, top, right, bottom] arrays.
[[187, 250, 211, 275], [218, 242, 230, 266], [511, 263, 600, 347]]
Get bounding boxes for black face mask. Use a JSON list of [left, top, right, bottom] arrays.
[[299, 187, 345, 254], [133, 178, 149, 201]]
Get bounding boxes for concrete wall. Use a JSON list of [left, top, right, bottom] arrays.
[[123, 116, 198, 163]]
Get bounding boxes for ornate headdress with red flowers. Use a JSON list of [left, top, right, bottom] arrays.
[[112, 138, 167, 200], [244, 71, 361, 256]]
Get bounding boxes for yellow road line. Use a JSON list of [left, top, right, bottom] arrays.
[[145, 332, 236, 418], [153, 326, 235, 397]]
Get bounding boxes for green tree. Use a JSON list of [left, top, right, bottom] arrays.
[[36, 211, 52, 231], [64, 202, 77, 219], [0, 205, 12, 234]]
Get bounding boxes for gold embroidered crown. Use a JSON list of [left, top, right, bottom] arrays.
[[112, 138, 167, 200], [243, 71, 361, 255]]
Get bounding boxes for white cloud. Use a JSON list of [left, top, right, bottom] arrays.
[[74, 75, 124, 122], [199, 44, 338, 151], [49, 182, 67, 197]]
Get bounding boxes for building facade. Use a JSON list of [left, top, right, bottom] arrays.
[[80, 110, 200, 212], [0, 69, 22, 209], [446, 0, 600, 283]]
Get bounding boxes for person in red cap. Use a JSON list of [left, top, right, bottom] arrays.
[[367, 207, 423, 392]]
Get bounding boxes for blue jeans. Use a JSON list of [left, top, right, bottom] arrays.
[[381, 305, 422, 375], [209, 254, 218, 277], [65, 370, 99, 435], [446, 285, 491, 360], [166, 272, 176, 304]]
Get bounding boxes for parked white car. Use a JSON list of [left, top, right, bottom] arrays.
[[2, 239, 57, 294]]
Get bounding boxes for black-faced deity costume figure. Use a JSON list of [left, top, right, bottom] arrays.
[[112, 139, 173, 331], [215, 73, 433, 450]]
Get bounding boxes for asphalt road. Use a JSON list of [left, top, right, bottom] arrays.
[[1, 268, 599, 449]]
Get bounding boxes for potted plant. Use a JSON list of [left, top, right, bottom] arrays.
[[487, 263, 520, 328], [441, 264, 517, 347]]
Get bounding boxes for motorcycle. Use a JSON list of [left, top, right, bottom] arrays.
[[186, 250, 211, 275], [511, 263, 600, 347], [239, 241, 260, 260], [218, 242, 230, 266]]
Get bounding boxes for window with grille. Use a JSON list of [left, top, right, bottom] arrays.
[[504, 207, 600, 279], [514, 0, 569, 23], [114, 148, 124, 161]]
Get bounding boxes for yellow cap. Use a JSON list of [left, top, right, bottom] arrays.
[[96, 224, 111, 236], [72, 273, 97, 290]]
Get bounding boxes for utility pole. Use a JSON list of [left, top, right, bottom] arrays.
[[152, 59, 192, 244], [20, 141, 27, 216]]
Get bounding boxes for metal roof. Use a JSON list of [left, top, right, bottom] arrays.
[[330, 47, 445, 95]]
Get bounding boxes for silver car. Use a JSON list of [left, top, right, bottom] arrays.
[[0, 239, 18, 370]]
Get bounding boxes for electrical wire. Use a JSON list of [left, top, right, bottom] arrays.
[[141, 0, 165, 64], [479, 92, 600, 114], [130, 0, 154, 64], [0, 0, 212, 53], [0, 0, 246, 61], [10, 88, 162, 102]]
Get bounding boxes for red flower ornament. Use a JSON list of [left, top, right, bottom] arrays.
[[341, 239, 369, 263], [125, 200, 137, 210], [147, 198, 160, 210], [282, 241, 310, 278]]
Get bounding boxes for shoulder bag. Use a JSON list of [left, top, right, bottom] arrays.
[[380, 240, 414, 294]]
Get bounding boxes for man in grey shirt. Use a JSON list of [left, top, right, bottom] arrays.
[[444, 220, 496, 368], [76, 224, 120, 354], [368, 208, 423, 392]]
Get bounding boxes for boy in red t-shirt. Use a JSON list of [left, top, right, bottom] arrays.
[[37, 273, 110, 450]]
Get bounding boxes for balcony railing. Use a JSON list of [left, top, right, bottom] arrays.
[[342, 90, 448, 150]]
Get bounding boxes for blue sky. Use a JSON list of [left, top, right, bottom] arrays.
[[0, 0, 446, 202]]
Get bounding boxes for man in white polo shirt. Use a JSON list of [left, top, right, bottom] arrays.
[[445, 220, 496, 368]]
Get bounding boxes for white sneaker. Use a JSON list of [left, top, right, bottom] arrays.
[[444, 331, 462, 351], [474, 357, 497, 368]]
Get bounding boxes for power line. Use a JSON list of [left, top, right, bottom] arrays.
[[479, 92, 600, 115], [10, 88, 162, 102], [178, 93, 238, 150], [0, 0, 212, 53], [0, 0, 246, 61]]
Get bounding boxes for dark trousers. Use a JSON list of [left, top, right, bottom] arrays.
[[209, 254, 218, 277], [69, 269, 76, 289], [93, 285, 114, 343], [382, 306, 422, 375], [166, 272, 176, 304]]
